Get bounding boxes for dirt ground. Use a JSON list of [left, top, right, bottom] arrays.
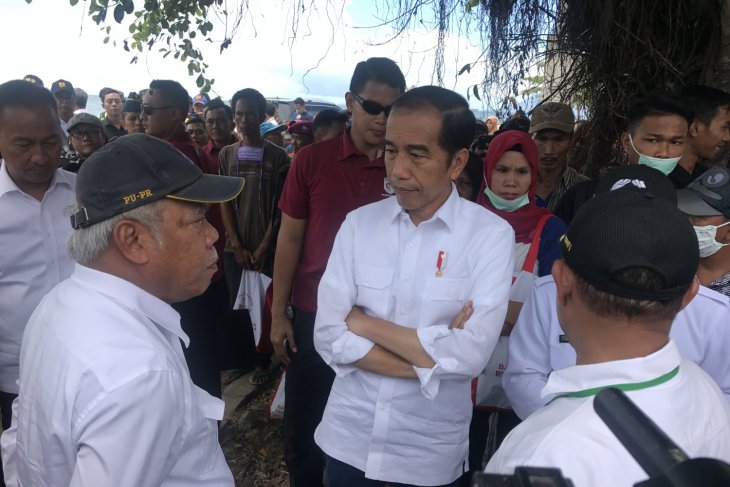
[[220, 371, 289, 487]]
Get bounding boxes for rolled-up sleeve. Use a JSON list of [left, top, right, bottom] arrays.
[[503, 278, 556, 419], [414, 224, 515, 399], [315, 215, 375, 376]]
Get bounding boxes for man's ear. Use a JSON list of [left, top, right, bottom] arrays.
[[448, 148, 469, 181], [552, 259, 575, 306], [689, 119, 704, 138], [679, 276, 700, 312], [344, 92, 355, 114], [620, 131, 631, 155], [111, 220, 154, 265]]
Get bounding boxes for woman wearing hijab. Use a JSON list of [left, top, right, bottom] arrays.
[[465, 130, 567, 484]]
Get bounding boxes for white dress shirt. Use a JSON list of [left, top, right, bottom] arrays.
[[314, 187, 515, 486], [0, 265, 234, 487], [504, 275, 730, 419], [488, 341, 730, 487], [0, 162, 76, 393]]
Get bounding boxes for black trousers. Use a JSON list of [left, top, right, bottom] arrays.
[[283, 310, 335, 487], [0, 390, 17, 487], [173, 279, 228, 398]]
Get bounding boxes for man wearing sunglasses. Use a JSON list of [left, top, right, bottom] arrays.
[[272, 58, 406, 487], [140, 80, 229, 400], [62, 112, 109, 173]]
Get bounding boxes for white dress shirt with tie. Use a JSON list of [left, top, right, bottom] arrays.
[[314, 187, 515, 486]]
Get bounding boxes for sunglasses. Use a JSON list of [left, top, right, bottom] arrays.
[[69, 129, 103, 139], [141, 104, 175, 116], [351, 93, 392, 117]]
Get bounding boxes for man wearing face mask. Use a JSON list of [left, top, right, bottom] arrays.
[[678, 167, 730, 296], [555, 92, 692, 224]]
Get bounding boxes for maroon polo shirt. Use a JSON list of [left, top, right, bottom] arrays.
[[166, 131, 226, 283], [278, 129, 388, 313], [202, 136, 238, 166]]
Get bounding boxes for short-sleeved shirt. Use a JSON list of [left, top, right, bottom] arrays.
[[709, 271, 730, 297], [278, 130, 389, 312], [218, 141, 290, 253]]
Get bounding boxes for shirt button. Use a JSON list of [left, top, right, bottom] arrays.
[[379, 404, 385, 411]]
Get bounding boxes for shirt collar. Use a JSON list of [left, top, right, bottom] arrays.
[[337, 128, 384, 168], [71, 264, 189, 347], [0, 160, 74, 199], [542, 339, 682, 398], [389, 184, 461, 233]]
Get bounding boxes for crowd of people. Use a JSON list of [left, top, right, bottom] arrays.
[[1, 57, 730, 487]]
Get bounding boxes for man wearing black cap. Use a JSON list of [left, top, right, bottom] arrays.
[[21, 74, 43, 87], [62, 112, 109, 173], [0, 134, 243, 486], [99, 87, 127, 139], [679, 167, 730, 296], [488, 189, 730, 487], [51, 79, 76, 135], [504, 165, 730, 421]]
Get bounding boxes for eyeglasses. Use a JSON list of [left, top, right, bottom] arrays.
[[69, 129, 103, 140], [141, 104, 175, 116], [351, 93, 392, 117]]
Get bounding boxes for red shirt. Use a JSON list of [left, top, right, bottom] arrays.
[[278, 130, 388, 312], [202, 136, 238, 167], [165, 131, 226, 282]]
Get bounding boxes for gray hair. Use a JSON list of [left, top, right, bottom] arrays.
[[67, 200, 168, 265]]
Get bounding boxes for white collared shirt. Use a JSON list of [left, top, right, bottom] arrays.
[[0, 265, 234, 487], [503, 276, 730, 420], [488, 341, 730, 487], [314, 186, 515, 486], [0, 162, 76, 393]]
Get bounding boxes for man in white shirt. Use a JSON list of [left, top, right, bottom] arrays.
[[1, 134, 245, 486], [0, 80, 76, 444], [314, 86, 514, 486], [504, 165, 730, 420], [487, 189, 730, 487]]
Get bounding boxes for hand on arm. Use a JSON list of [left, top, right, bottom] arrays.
[[220, 201, 255, 269], [271, 214, 306, 365]]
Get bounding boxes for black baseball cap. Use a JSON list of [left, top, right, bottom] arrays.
[[71, 134, 244, 229], [595, 164, 677, 204], [561, 190, 698, 301], [51, 79, 74, 95], [677, 167, 730, 219], [23, 74, 44, 87]]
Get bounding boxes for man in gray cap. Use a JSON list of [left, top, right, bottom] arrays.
[[62, 113, 108, 173], [529, 101, 587, 211], [1, 134, 243, 486], [679, 167, 730, 296]]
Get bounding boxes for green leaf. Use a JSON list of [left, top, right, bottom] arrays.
[[114, 4, 125, 23], [472, 85, 481, 101], [123, 0, 134, 14], [103, 36, 110, 44], [196, 74, 205, 88], [70, 0, 80, 5], [458, 63, 471, 76]]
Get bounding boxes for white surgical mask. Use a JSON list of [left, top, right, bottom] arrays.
[[629, 135, 683, 176], [694, 221, 730, 257], [484, 185, 529, 212]]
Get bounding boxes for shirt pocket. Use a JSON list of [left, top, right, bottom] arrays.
[[187, 385, 226, 473], [421, 278, 468, 326], [355, 264, 394, 318]]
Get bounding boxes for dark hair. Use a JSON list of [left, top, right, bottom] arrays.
[[627, 92, 693, 134], [148, 80, 190, 116], [99, 87, 123, 104], [314, 109, 349, 133], [185, 115, 204, 125], [462, 152, 484, 202], [204, 98, 233, 120], [496, 118, 530, 134], [507, 143, 524, 154], [679, 85, 730, 125], [0, 79, 58, 125], [265, 101, 278, 117], [74, 88, 88, 109], [293, 97, 305, 106], [231, 88, 266, 120], [575, 268, 684, 323], [391, 85, 475, 158], [350, 57, 406, 95]]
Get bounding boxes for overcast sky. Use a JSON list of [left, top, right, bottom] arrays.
[[4, 0, 498, 110]]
